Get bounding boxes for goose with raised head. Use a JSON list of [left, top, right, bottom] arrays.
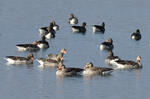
[[131, 29, 141, 40], [37, 55, 64, 67], [37, 36, 49, 49], [105, 51, 121, 66], [51, 20, 59, 31]]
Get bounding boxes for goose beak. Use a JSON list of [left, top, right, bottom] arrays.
[[64, 50, 67, 54], [57, 66, 62, 70], [32, 57, 35, 60], [84, 65, 88, 69], [61, 57, 64, 61]]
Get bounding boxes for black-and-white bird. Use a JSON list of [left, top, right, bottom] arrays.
[[92, 22, 105, 33], [71, 22, 86, 33], [131, 29, 141, 40], [37, 36, 49, 49], [68, 13, 78, 25], [105, 51, 121, 66], [113, 56, 142, 69], [100, 38, 114, 51]]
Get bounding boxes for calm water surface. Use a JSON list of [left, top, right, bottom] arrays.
[[0, 0, 150, 99]]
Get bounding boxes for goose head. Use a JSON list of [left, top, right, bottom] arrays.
[[57, 63, 65, 70], [27, 53, 34, 60], [136, 56, 141, 63], [70, 13, 75, 18], [106, 38, 113, 43], [82, 22, 86, 27], [136, 29, 140, 34], [84, 62, 93, 69], [60, 48, 67, 54], [102, 22, 105, 27]]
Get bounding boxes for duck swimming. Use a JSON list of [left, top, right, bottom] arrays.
[[68, 13, 78, 25], [16, 41, 40, 52], [100, 38, 114, 51], [71, 22, 86, 33], [92, 22, 105, 33], [5, 53, 34, 65], [48, 48, 67, 60], [56, 63, 83, 76], [131, 29, 141, 41], [105, 51, 121, 66], [113, 56, 142, 69], [83, 62, 114, 76]]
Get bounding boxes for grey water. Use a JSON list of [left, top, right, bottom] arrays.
[[0, 0, 150, 99]]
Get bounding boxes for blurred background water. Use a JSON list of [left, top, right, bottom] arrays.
[[0, 0, 150, 99]]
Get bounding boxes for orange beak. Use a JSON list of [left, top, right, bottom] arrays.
[[84, 65, 88, 69], [58, 66, 62, 70]]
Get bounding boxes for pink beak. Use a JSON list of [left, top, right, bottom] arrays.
[[58, 66, 62, 70], [64, 50, 67, 54], [84, 65, 88, 69], [61, 57, 64, 61], [32, 57, 35, 60]]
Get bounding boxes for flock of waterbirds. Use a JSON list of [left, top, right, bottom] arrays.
[[4, 13, 142, 77]]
